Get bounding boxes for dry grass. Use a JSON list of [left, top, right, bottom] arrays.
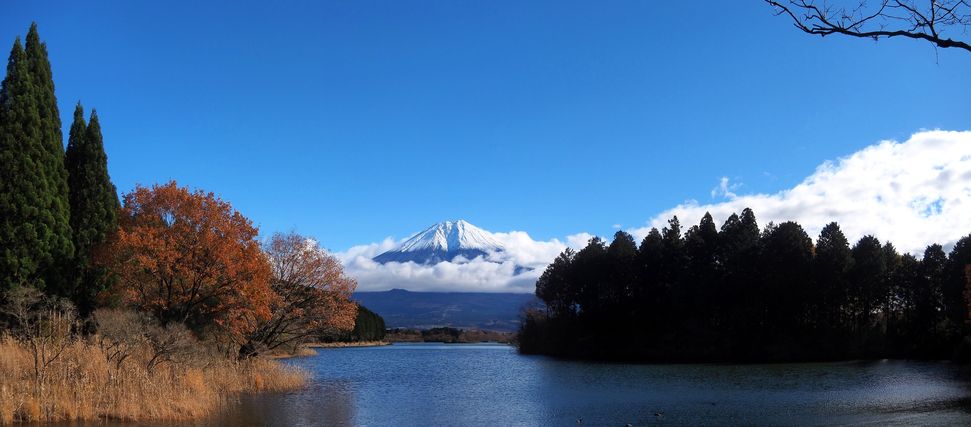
[[307, 341, 389, 349], [268, 345, 319, 359], [0, 335, 307, 424]]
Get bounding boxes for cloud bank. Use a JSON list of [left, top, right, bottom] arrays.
[[339, 130, 971, 293], [632, 130, 971, 255], [336, 231, 592, 293]]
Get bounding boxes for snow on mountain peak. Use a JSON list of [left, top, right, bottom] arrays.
[[397, 220, 503, 252], [373, 220, 505, 264]]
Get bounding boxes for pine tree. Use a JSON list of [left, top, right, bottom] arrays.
[[65, 104, 119, 312]]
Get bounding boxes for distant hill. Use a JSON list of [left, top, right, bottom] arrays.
[[352, 289, 541, 332]]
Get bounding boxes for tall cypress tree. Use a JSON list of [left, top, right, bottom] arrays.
[[25, 23, 74, 295], [65, 105, 119, 311], [0, 37, 44, 290], [0, 24, 75, 293]]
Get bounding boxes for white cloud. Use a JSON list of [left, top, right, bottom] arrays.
[[710, 176, 739, 199], [631, 130, 971, 255], [567, 232, 598, 249], [338, 130, 971, 293], [334, 231, 585, 293]]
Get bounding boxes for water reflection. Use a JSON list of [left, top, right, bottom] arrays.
[[82, 343, 971, 426], [220, 380, 356, 426]]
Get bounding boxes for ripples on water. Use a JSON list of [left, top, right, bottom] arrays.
[[97, 343, 971, 426]]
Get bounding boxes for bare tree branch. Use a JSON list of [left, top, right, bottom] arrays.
[[766, 0, 971, 53]]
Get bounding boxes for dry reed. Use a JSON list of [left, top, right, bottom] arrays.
[[0, 335, 307, 424]]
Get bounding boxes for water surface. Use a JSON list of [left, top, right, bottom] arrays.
[[216, 343, 971, 426]]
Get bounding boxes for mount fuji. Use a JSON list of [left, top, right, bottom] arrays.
[[372, 220, 506, 265], [357, 220, 543, 330]]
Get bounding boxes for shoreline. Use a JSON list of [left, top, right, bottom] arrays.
[[307, 341, 391, 349], [269, 341, 391, 359]]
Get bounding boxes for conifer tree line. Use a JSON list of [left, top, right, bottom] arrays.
[[0, 23, 118, 314], [519, 209, 971, 362], [327, 304, 387, 342]]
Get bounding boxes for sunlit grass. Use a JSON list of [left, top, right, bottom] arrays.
[[0, 335, 307, 423]]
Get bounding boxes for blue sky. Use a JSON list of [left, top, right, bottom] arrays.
[[3, 1, 970, 252]]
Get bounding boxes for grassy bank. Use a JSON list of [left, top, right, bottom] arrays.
[[0, 335, 307, 423]]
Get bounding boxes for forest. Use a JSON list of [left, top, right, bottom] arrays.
[[519, 209, 971, 362], [0, 24, 372, 423]]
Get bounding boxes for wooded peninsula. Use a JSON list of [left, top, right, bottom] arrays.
[[520, 211, 971, 362]]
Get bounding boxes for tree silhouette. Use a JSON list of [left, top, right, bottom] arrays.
[[519, 208, 971, 362], [766, 0, 971, 53]]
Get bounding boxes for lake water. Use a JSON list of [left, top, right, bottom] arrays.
[[211, 343, 971, 426]]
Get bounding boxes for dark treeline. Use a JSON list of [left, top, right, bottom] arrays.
[[348, 304, 387, 342], [387, 327, 515, 343], [519, 209, 971, 362]]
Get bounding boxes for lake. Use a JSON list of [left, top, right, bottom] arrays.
[[209, 343, 971, 426]]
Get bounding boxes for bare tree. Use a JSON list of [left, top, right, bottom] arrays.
[[143, 322, 196, 373], [238, 232, 357, 358], [766, 0, 971, 53], [92, 309, 145, 371], [2, 287, 78, 396]]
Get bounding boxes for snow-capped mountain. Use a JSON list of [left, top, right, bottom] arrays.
[[373, 220, 505, 265]]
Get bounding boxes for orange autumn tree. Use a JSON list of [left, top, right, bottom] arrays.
[[240, 232, 357, 357], [100, 181, 273, 344]]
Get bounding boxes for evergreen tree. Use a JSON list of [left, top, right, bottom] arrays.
[[606, 230, 637, 305], [25, 23, 74, 295], [849, 236, 886, 353], [717, 210, 761, 345], [636, 228, 664, 334], [535, 248, 576, 318], [759, 221, 814, 338], [918, 244, 947, 328], [65, 105, 119, 312], [0, 38, 41, 289], [659, 216, 686, 292], [683, 213, 719, 330], [351, 305, 386, 342], [889, 254, 921, 351], [813, 222, 853, 332], [606, 231, 637, 339], [944, 235, 971, 328], [0, 25, 74, 293], [573, 237, 608, 319], [881, 242, 901, 339], [518, 207, 971, 362]]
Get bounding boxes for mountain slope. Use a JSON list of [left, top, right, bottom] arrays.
[[373, 220, 505, 264]]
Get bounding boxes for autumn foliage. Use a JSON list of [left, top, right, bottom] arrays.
[[99, 181, 273, 344], [240, 232, 357, 356]]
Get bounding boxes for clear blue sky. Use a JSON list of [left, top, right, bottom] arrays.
[[3, 1, 969, 250]]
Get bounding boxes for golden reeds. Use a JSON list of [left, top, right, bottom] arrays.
[[0, 335, 307, 424]]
